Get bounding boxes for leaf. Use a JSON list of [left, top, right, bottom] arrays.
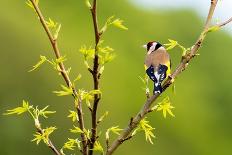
[[164, 39, 178, 50], [67, 110, 79, 122], [85, 0, 92, 8], [98, 111, 109, 123], [139, 118, 156, 144], [26, 0, 39, 9], [112, 18, 128, 30], [53, 85, 73, 96], [100, 16, 128, 33], [45, 18, 58, 29], [54, 24, 61, 39], [31, 126, 57, 145], [62, 138, 81, 150], [70, 125, 84, 134], [79, 45, 95, 60], [38, 106, 56, 118], [105, 126, 123, 140], [83, 129, 91, 140], [207, 25, 220, 33], [29, 55, 47, 72], [92, 141, 104, 153], [4, 100, 31, 115], [56, 55, 67, 64], [157, 97, 175, 118], [89, 89, 102, 95], [73, 74, 82, 84]]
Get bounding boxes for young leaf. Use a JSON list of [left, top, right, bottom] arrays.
[[26, 0, 39, 9], [79, 45, 95, 60], [73, 74, 82, 84], [4, 100, 31, 115], [85, 0, 92, 8], [38, 106, 56, 118], [62, 138, 81, 150], [207, 25, 220, 33], [92, 141, 104, 153], [98, 111, 109, 124], [29, 55, 47, 72], [45, 18, 58, 29], [157, 96, 175, 118], [105, 126, 123, 140], [54, 24, 61, 40], [53, 85, 73, 96], [139, 118, 156, 144], [32, 126, 57, 145], [70, 125, 84, 134], [164, 39, 178, 50], [67, 110, 79, 122], [112, 18, 128, 30]]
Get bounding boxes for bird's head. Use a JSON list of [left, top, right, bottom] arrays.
[[143, 41, 162, 54]]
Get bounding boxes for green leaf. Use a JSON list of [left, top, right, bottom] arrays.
[[62, 138, 81, 150], [164, 39, 178, 50], [79, 45, 95, 60], [157, 96, 175, 118], [38, 106, 56, 118], [112, 18, 128, 30], [106, 126, 122, 140], [53, 85, 73, 96], [73, 74, 82, 84], [31, 126, 57, 145], [45, 18, 58, 29], [56, 55, 67, 64], [29, 55, 47, 72], [70, 125, 84, 134], [98, 111, 109, 123], [139, 118, 156, 144], [54, 24, 61, 39], [89, 89, 102, 95], [84, 0, 92, 8], [207, 25, 220, 33], [26, 0, 39, 9], [4, 100, 31, 115], [92, 141, 104, 153], [100, 16, 128, 33], [67, 110, 79, 122]]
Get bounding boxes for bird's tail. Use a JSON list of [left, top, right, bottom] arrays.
[[154, 82, 162, 94]]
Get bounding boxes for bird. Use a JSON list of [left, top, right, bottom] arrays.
[[143, 41, 171, 94]]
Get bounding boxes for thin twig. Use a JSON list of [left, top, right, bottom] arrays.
[[106, 0, 232, 154], [88, 0, 102, 154], [218, 17, 232, 27], [30, 0, 88, 154], [35, 120, 61, 155]]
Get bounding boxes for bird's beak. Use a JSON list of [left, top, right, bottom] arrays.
[[142, 45, 147, 49]]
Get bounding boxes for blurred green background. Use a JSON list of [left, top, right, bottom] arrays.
[[1, 0, 232, 155]]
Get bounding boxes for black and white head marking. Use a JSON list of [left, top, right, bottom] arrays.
[[144, 41, 162, 55]]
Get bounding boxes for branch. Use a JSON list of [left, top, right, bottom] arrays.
[[88, 0, 102, 154], [218, 17, 232, 27], [29, 1, 88, 154], [35, 122, 61, 155], [106, 0, 231, 154]]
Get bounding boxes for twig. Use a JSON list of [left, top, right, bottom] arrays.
[[88, 0, 102, 154], [106, 0, 232, 154], [218, 17, 232, 27], [29, 1, 88, 154], [36, 124, 61, 155]]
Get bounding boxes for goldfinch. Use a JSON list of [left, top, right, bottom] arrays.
[[143, 41, 171, 94]]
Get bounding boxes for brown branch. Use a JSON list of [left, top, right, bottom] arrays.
[[88, 0, 102, 154], [105, 0, 229, 154], [34, 119, 61, 155], [30, 1, 88, 154], [218, 17, 232, 27]]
